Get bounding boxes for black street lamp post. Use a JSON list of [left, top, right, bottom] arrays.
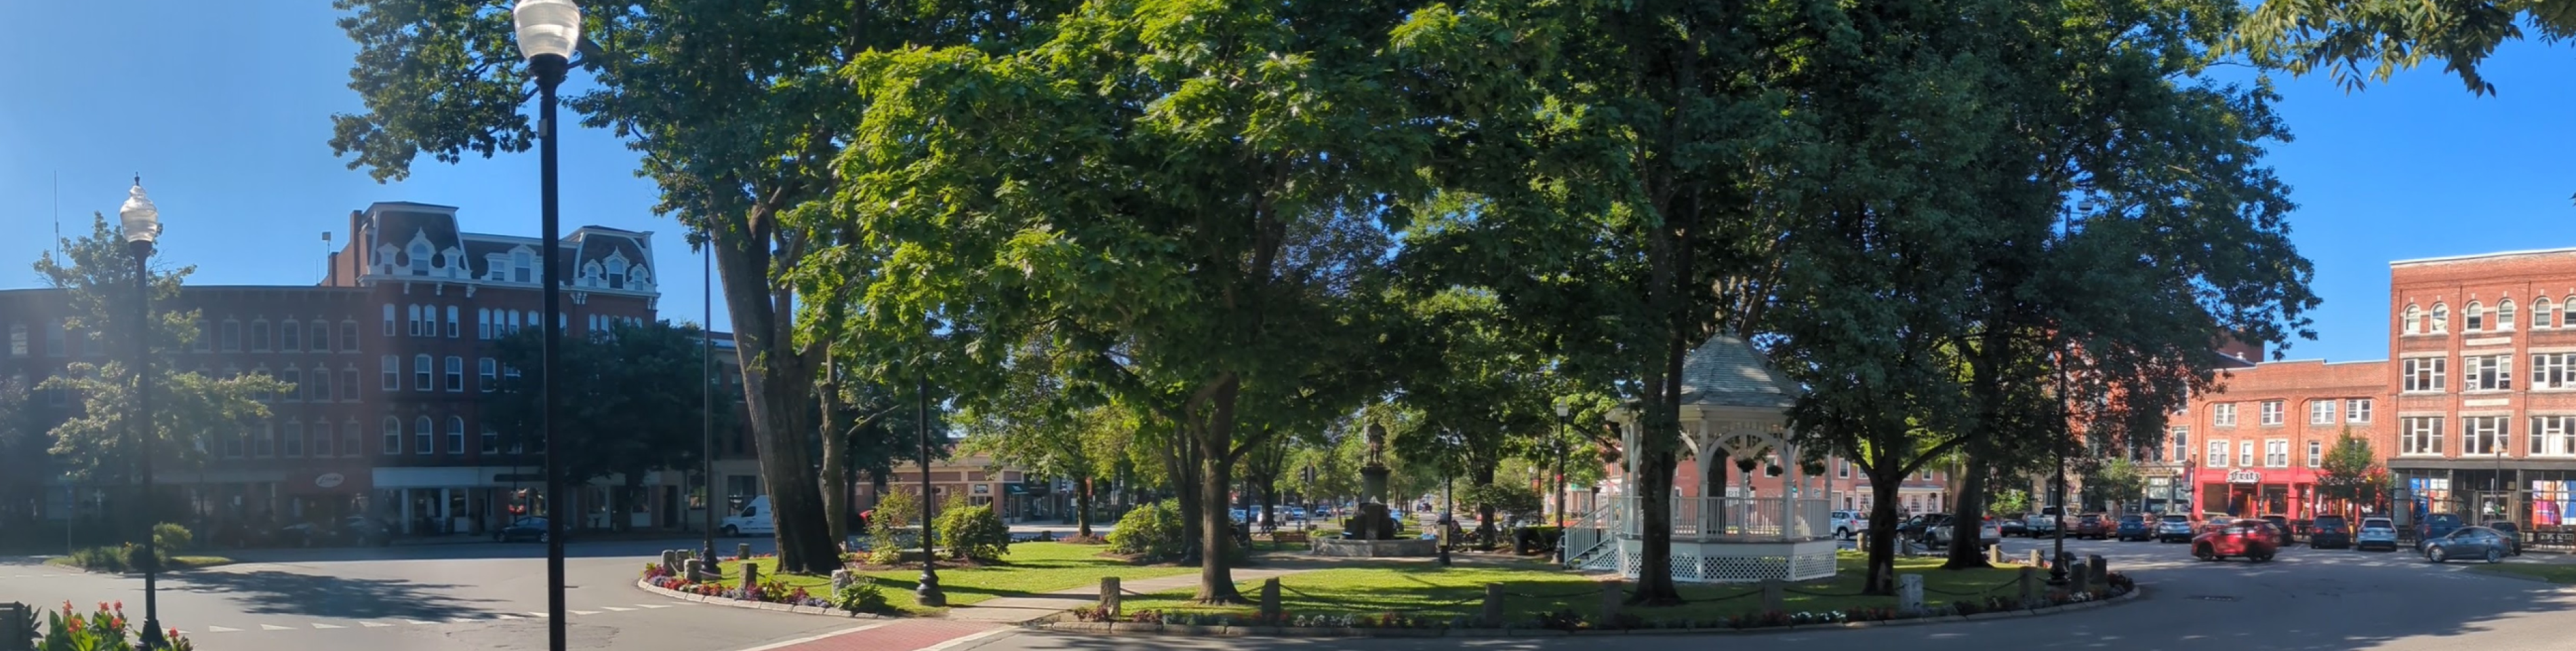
[[510, 1, 580, 648], [120, 180, 165, 650], [1554, 403, 1570, 565], [700, 236, 717, 570], [916, 373, 946, 606]]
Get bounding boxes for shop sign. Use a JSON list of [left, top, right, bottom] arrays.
[[315, 473, 345, 489], [2228, 470, 2261, 484]]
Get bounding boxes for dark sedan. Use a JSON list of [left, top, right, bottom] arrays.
[[1999, 517, 2029, 538], [2309, 515, 2352, 549], [494, 516, 552, 543], [2423, 526, 2513, 564], [2115, 514, 2151, 541], [2484, 521, 2524, 556]]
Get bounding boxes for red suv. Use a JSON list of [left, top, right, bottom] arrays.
[[2073, 513, 2110, 540], [2192, 519, 2280, 562]]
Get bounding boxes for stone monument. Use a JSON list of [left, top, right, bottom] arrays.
[[1316, 422, 1432, 557]]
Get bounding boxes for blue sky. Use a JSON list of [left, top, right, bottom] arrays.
[[4, 3, 2574, 360]]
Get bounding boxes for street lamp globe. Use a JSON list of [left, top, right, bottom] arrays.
[[119, 182, 160, 246], [512, 0, 582, 64], [1554, 403, 1570, 418]]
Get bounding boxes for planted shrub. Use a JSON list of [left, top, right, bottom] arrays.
[[833, 579, 891, 614], [152, 522, 191, 556], [1109, 500, 1188, 560], [935, 503, 1010, 561], [867, 490, 920, 566]]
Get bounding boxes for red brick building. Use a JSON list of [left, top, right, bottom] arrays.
[[2174, 359, 2386, 519], [2383, 249, 2576, 526]]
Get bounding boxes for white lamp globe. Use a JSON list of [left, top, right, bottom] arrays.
[[119, 182, 160, 245], [513, 0, 582, 63]]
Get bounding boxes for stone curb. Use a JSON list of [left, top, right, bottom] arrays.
[[632, 578, 895, 620], [1021, 584, 2144, 638]]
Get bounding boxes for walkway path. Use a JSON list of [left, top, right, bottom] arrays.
[[942, 551, 1542, 624]]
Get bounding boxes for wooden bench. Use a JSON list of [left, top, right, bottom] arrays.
[[1268, 530, 1310, 544]]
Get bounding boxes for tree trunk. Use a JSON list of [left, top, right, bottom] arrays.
[[1943, 456, 1993, 569], [1076, 477, 1094, 538], [1472, 463, 1499, 547], [1631, 448, 1680, 605], [711, 230, 836, 574], [1864, 477, 1905, 595], [818, 370, 851, 547], [1194, 446, 1244, 603]]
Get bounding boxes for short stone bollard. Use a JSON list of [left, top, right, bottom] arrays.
[[2087, 555, 2108, 588], [738, 542, 753, 561], [2017, 566, 2039, 605], [2028, 549, 2044, 566], [1760, 578, 1786, 612], [1599, 580, 1624, 625], [1100, 576, 1122, 618], [1895, 574, 1925, 616], [682, 558, 704, 580], [1481, 584, 1505, 628], [830, 570, 855, 593], [2, 601, 28, 651], [1988, 544, 2004, 564], [1262, 578, 1283, 621], [2069, 562, 2090, 593], [742, 561, 762, 592]]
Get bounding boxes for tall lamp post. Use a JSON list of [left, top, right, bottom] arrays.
[[699, 234, 717, 570], [1553, 402, 1570, 564], [916, 373, 946, 606], [119, 180, 165, 650], [510, 1, 580, 649]]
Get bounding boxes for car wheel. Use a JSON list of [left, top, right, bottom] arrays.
[[2194, 545, 2214, 561], [2487, 549, 2503, 564], [722, 525, 740, 537], [2428, 547, 2447, 564]]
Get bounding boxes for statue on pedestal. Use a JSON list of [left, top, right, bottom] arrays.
[[1346, 423, 1398, 540]]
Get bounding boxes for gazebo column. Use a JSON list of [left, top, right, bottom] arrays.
[[1691, 417, 1718, 541]]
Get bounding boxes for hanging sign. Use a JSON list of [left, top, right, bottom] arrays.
[[315, 473, 346, 489], [2228, 471, 2261, 484]]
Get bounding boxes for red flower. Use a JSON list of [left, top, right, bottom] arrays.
[[66, 616, 83, 633], [113, 600, 124, 612]]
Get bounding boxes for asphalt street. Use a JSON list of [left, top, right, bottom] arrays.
[[9, 532, 2575, 651]]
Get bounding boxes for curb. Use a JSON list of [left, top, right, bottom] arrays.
[[1022, 584, 2144, 638], [634, 578, 897, 620]]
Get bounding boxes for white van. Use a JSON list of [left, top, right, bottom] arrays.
[[721, 496, 775, 536]]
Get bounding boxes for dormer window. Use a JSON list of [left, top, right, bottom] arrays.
[[375, 244, 398, 275], [512, 250, 534, 283], [580, 260, 605, 288], [606, 256, 628, 289], [628, 266, 653, 292], [442, 247, 467, 278], [408, 241, 431, 276]]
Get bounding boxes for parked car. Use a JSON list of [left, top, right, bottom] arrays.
[[2483, 521, 2523, 556], [1830, 510, 1869, 539], [2259, 515, 2295, 546], [2156, 514, 2196, 543], [2024, 511, 2061, 537], [280, 516, 393, 547], [2115, 514, 2150, 541], [2073, 513, 2110, 540], [2356, 517, 2401, 551], [1929, 515, 2002, 549], [495, 516, 551, 543], [2423, 526, 2514, 564], [723, 496, 776, 536], [2309, 515, 2352, 549], [2415, 513, 2466, 551], [2192, 519, 2279, 561], [1998, 514, 2029, 538], [1901, 513, 1950, 542]]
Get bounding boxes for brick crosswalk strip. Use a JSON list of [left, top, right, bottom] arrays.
[[747, 620, 1003, 651]]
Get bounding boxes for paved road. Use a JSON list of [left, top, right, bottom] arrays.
[[11, 533, 2574, 651]]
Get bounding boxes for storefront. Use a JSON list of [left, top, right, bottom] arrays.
[[2194, 467, 2320, 519], [2388, 461, 2576, 528]]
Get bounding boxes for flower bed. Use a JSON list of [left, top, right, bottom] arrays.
[[641, 562, 833, 609], [33, 601, 202, 650]]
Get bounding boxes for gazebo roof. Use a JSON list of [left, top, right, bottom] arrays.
[[1678, 334, 1801, 410]]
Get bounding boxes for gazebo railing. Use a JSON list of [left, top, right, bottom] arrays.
[[1612, 496, 1830, 542]]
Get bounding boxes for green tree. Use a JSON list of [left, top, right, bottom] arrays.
[[955, 353, 1132, 540], [485, 321, 726, 530], [2082, 459, 2148, 511], [34, 214, 287, 500], [2234, 1, 2576, 95], [1388, 289, 1560, 546], [2316, 429, 2386, 517], [327, 0, 1069, 574], [815, 0, 1429, 603]]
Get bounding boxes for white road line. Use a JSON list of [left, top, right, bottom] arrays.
[[497, 614, 521, 620], [260, 625, 295, 631], [525, 612, 550, 618], [634, 604, 672, 609], [601, 606, 634, 612], [918, 628, 1014, 651], [311, 623, 344, 629], [361, 622, 393, 627], [569, 610, 599, 616], [404, 620, 437, 626], [204, 625, 241, 633], [722, 622, 898, 651]]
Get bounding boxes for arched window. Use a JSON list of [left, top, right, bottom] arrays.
[[283, 420, 304, 458], [313, 421, 334, 458], [2404, 304, 2421, 334], [409, 241, 432, 275], [416, 416, 434, 455], [383, 416, 402, 454], [414, 353, 433, 391], [445, 356, 464, 392], [280, 319, 301, 351], [2539, 298, 2558, 329], [447, 416, 466, 454], [2432, 303, 2450, 334], [2499, 300, 2517, 331], [2467, 302, 2487, 332]]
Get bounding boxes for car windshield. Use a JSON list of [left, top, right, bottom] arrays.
[[2364, 519, 2394, 530], [2119, 515, 2143, 523], [2314, 516, 2347, 526], [2427, 514, 2464, 526], [2161, 515, 2190, 524]]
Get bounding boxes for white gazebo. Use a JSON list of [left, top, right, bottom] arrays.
[[1563, 335, 1837, 583]]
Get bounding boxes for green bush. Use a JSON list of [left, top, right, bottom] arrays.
[[868, 490, 921, 566], [935, 503, 1011, 561], [153, 522, 191, 555], [68, 545, 131, 573], [834, 578, 891, 614], [1110, 500, 1189, 559]]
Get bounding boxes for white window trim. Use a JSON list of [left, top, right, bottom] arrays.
[[2259, 401, 2285, 427], [2347, 399, 2373, 424]]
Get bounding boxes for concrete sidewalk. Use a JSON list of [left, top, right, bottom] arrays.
[[942, 567, 1310, 623]]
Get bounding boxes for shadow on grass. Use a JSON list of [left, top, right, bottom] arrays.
[[161, 570, 506, 620]]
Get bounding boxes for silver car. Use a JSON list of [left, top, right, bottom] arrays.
[[2356, 517, 2400, 551]]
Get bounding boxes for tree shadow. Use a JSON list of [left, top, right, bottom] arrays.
[[158, 570, 505, 620]]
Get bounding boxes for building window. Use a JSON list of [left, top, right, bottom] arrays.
[[447, 416, 466, 454], [251, 368, 274, 402], [10, 324, 27, 357], [514, 251, 534, 283], [407, 304, 423, 337], [2171, 427, 2190, 462], [281, 319, 302, 351], [2499, 300, 2518, 330], [342, 321, 359, 351], [255, 422, 276, 458], [2238, 441, 2255, 468], [2308, 400, 2335, 425], [481, 424, 500, 455], [41, 321, 63, 357], [383, 304, 397, 336], [2466, 301, 2486, 332], [2306, 440, 2321, 468], [2404, 303, 2422, 334], [2259, 400, 2284, 426], [478, 309, 492, 340], [2534, 416, 2576, 456], [219, 319, 239, 351], [414, 353, 433, 391], [193, 320, 211, 353], [342, 420, 363, 457], [445, 356, 464, 392], [382, 417, 403, 454], [2263, 439, 2287, 467], [2402, 416, 2444, 456], [445, 306, 461, 338], [2432, 303, 2450, 334], [2213, 403, 2237, 427], [279, 368, 302, 401], [2403, 357, 2448, 393], [2466, 354, 2512, 391], [222, 427, 245, 458], [479, 357, 498, 392], [313, 321, 331, 352], [2540, 298, 2558, 329], [2463, 416, 2508, 456], [416, 416, 434, 455], [2348, 399, 2373, 423], [2207, 440, 2228, 467], [283, 421, 305, 458], [382, 355, 399, 391], [2536, 353, 2576, 390], [342, 368, 360, 401], [249, 319, 271, 351], [310, 366, 331, 401]]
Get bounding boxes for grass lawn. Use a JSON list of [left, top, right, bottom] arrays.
[[45, 555, 234, 572], [2470, 563, 2576, 584], [1116, 552, 2035, 623], [702, 542, 1198, 614]]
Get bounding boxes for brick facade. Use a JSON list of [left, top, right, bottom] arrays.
[[2176, 359, 2387, 520]]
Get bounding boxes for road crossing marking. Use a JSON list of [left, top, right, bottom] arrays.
[[311, 623, 344, 629], [570, 610, 600, 615], [601, 606, 634, 612], [260, 625, 295, 631], [404, 620, 438, 626], [527, 612, 551, 618], [497, 614, 521, 620], [204, 626, 241, 633], [361, 622, 393, 627], [635, 604, 672, 609]]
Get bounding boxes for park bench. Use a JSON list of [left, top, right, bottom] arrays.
[[1269, 530, 1310, 544]]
